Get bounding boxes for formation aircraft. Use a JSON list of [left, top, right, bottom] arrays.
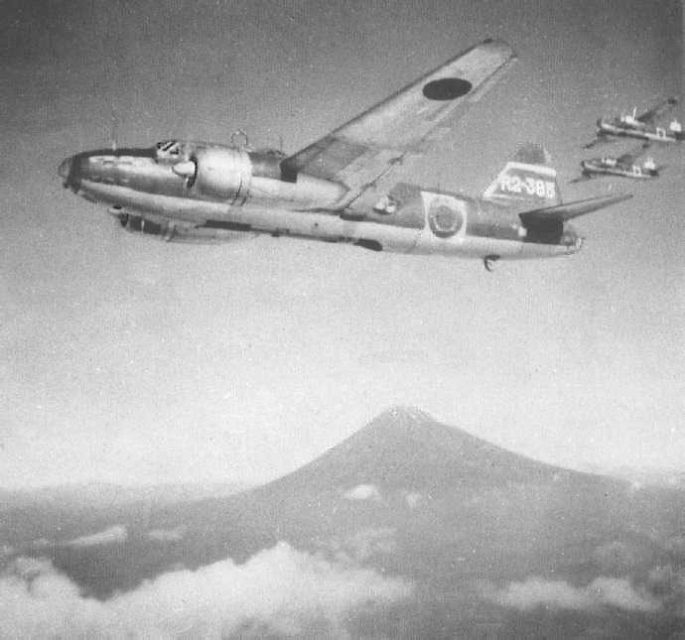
[[572, 145, 662, 182], [585, 97, 682, 148], [58, 39, 631, 271]]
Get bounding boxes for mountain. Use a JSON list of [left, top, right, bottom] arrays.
[[5, 407, 685, 638], [266, 406, 565, 493]]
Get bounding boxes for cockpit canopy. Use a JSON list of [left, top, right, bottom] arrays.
[[254, 147, 287, 160], [154, 139, 267, 164], [155, 140, 185, 164]]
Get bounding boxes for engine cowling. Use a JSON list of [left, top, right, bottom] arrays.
[[189, 147, 252, 203], [117, 213, 254, 244]]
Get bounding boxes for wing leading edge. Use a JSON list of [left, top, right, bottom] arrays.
[[281, 39, 516, 207]]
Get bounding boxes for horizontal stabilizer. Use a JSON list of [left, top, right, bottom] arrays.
[[519, 193, 632, 228]]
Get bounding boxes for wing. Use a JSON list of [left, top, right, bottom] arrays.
[[616, 153, 634, 165], [583, 136, 616, 150], [617, 142, 649, 165], [281, 39, 516, 207], [568, 175, 591, 184], [636, 97, 677, 123]]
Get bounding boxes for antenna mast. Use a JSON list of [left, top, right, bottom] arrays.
[[110, 108, 118, 151]]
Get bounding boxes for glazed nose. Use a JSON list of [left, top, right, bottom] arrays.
[[58, 157, 72, 180]]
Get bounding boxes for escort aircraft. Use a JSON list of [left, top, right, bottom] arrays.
[[572, 145, 662, 182], [585, 97, 682, 149]]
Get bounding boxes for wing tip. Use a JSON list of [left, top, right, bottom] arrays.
[[480, 37, 517, 61]]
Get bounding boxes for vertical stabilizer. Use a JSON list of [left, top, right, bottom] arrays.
[[482, 143, 561, 207]]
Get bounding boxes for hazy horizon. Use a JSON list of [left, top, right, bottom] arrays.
[[2, 405, 685, 491]]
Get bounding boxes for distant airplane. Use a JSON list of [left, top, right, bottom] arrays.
[[58, 39, 631, 271], [585, 97, 682, 148], [572, 144, 663, 182]]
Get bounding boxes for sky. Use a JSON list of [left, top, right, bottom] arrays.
[[2, 0, 683, 489]]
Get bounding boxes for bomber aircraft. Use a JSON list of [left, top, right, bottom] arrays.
[[585, 97, 682, 148], [59, 39, 631, 271], [572, 145, 662, 182]]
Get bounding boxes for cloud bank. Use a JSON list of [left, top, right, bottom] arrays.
[[490, 576, 660, 613], [65, 525, 128, 547], [0, 542, 411, 638], [327, 527, 397, 562], [343, 484, 381, 501]]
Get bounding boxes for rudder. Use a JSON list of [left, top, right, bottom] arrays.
[[482, 143, 561, 207]]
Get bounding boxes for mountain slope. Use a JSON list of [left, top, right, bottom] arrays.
[[135, 407, 678, 578]]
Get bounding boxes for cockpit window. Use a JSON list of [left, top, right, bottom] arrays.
[[156, 140, 179, 152], [261, 148, 287, 160], [155, 140, 183, 163]]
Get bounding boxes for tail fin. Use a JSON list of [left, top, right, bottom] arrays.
[[482, 143, 561, 208]]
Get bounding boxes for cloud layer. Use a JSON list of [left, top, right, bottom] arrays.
[[327, 527, 397, 562], [490, 576, 660, 613], [0, 542, 411, 638]]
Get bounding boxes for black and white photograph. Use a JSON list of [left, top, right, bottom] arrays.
[[2, 1, 683, 637]]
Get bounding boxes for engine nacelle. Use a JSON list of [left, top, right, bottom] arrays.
[[116, 213, 254, 244], [190, 147, 252, 203]]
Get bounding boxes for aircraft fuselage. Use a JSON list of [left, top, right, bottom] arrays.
[[58, 142, 580, 262], [580, 159, 657, 180], [597, 119, 683, 144]]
